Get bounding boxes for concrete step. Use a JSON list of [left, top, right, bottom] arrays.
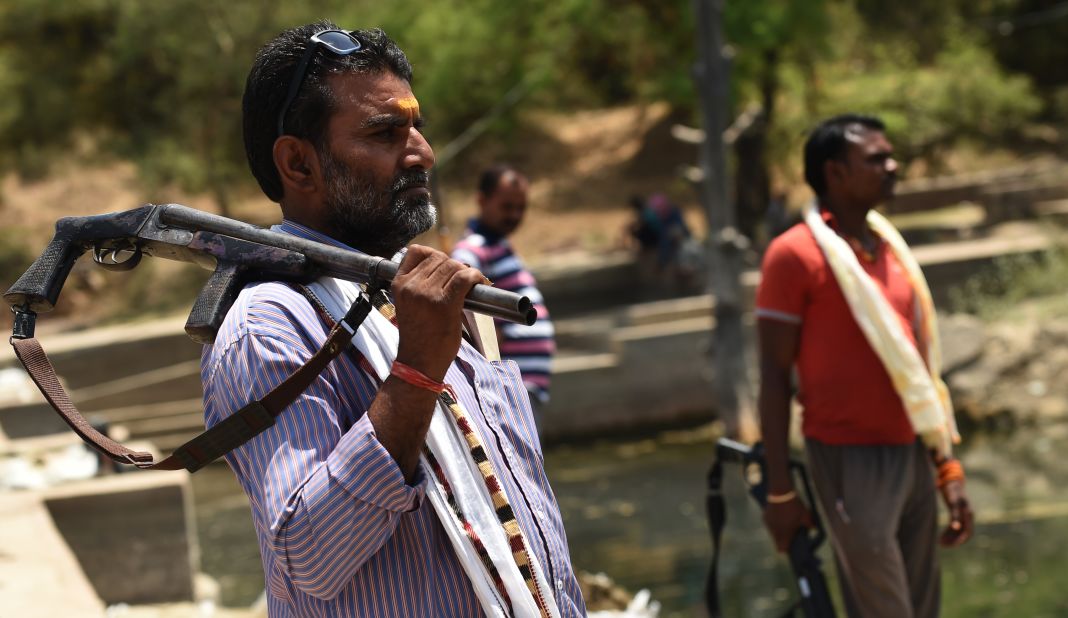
[[553, 314, 617, 351], [912, 226, 1053, 265], [0, 317, 202, 392], [1033, 199, 1068, 225], [542, 313, 717, 440], [152, 432, 202, 455], [115, 408, 205, 441], [0, 491, 105, 617], [553, 351, 619, 375], [91, 397, 205, 424], [41, 471, 198, 605], [67, 360, 203, 411], [621, 294, 714, 326], [887, 160, 1068, 215]]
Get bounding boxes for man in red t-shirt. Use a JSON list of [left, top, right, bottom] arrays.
[[756, 114, 974, 618]]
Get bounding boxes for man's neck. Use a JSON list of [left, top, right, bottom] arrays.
[[820, 196, 874, 243], [471, 217, 507, 242]]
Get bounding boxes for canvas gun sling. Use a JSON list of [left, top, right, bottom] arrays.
[[9, 289, 375, 473]]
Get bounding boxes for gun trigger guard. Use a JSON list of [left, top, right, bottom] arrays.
[[93, 245, 143, 271]]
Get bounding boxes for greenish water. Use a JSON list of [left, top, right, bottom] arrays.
[[190, 424, 1068, 617]]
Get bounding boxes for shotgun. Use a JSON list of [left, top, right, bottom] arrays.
[[3, 203, 537, 472], [4, 203, 536, 344]]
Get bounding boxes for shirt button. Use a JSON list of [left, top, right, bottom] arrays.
[[556, 578, 564, 591]]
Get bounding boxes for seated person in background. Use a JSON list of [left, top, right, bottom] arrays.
[[627, 192, 701, 292], [627, 193, 662, 256]]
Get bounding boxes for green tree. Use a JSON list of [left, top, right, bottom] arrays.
[[0, 0, 1052, 219], [721, 0, 833, 243]]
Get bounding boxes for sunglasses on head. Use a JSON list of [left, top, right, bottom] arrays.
[[276, 29, 363, 138]]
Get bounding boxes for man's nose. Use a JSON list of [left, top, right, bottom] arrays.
[[886, 157, 898, 174], [404, 128, 436, 170]]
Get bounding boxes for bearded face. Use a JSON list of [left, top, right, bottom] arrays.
[[320, 149, 437, 257]]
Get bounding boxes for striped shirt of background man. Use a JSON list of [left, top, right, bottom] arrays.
[[451, 222, 556, 404], [201, 221, 585, 617]]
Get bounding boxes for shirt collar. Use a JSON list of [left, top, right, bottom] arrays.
[[817, 204, 838, 227], [467, 217, 505, 244], [274, 219, 410, 262], [275, 219, 363, 253]]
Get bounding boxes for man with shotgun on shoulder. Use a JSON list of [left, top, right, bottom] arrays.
[[755, 114, 974, 618], [201, 21, 584, 617]]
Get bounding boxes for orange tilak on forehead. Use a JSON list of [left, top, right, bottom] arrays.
[[395, 96, 420, 119]]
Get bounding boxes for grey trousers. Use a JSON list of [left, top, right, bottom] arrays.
[[805, 439, 940, 618]]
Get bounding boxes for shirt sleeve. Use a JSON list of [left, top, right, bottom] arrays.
[[755, 237, 809, 324], [203, 293, 426, 600]]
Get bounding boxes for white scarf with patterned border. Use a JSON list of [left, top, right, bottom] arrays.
[[307, 277, 561, 618], [804, 203, 960, 456]]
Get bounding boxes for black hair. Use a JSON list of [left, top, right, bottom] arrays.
[[802, 114, 886, 197], [477, 163, 524, 197], [242, 21, 414, 202]]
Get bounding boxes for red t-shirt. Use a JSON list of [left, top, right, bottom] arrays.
[[755, 211, 919, 445]]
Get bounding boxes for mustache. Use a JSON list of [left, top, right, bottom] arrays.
[[392, 171, 430, 194]]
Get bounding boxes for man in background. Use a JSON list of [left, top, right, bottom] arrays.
[[451, 164, 556, 413], [756, 114, 973, 617]]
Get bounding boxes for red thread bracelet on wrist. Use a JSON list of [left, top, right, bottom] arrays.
[[390, 361, 446, 394]]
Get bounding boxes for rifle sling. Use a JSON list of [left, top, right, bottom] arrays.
[[10, 292, 373, 473], [705, 459, 726, 618]]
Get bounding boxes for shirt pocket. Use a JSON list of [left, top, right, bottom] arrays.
[[487, 358, 543, 461]]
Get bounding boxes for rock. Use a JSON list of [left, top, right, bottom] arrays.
[[1033, 397, 1068, 421], [948, 363, 1002, 421], [945, 309, 1068, 425], [939, 313, 985, 373], [579, 571, 661, 616], [984, 325, 1040, 376], [1037, 322, 1068, 348]]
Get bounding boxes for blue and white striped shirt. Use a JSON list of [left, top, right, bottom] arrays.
[[451, 219, 555, 404], [201, 221, 585, 617]]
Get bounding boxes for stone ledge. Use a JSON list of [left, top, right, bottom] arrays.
[[0, 491, 105, 617]]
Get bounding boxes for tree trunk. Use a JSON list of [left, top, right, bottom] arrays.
[[692, 0, 759, 442], [732, 48, 779, 249]]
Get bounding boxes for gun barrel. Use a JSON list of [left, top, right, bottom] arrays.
[[159, 204, 536, 325]]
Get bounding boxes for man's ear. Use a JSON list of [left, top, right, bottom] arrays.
[[824, 159, 846, 192], [273, 136, 321, 196]]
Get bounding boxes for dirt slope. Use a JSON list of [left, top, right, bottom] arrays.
[[0, 102, 706, 331]]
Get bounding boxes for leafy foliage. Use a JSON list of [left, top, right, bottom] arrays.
[[0, 227, 33, 291], [0, 0, 1061, 209], [807, 34, 1041, 167]]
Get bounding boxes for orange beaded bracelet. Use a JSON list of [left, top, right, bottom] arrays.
[[936, 458, 965, 489]]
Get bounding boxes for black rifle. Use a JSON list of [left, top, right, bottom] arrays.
[[4, 204, 536, 472], [4, 203, 536, 343], [706, 438, 837, 618]]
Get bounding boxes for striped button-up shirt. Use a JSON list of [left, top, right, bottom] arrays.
[[201, 221, 585, 617], [451, 219, 556, 404]]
